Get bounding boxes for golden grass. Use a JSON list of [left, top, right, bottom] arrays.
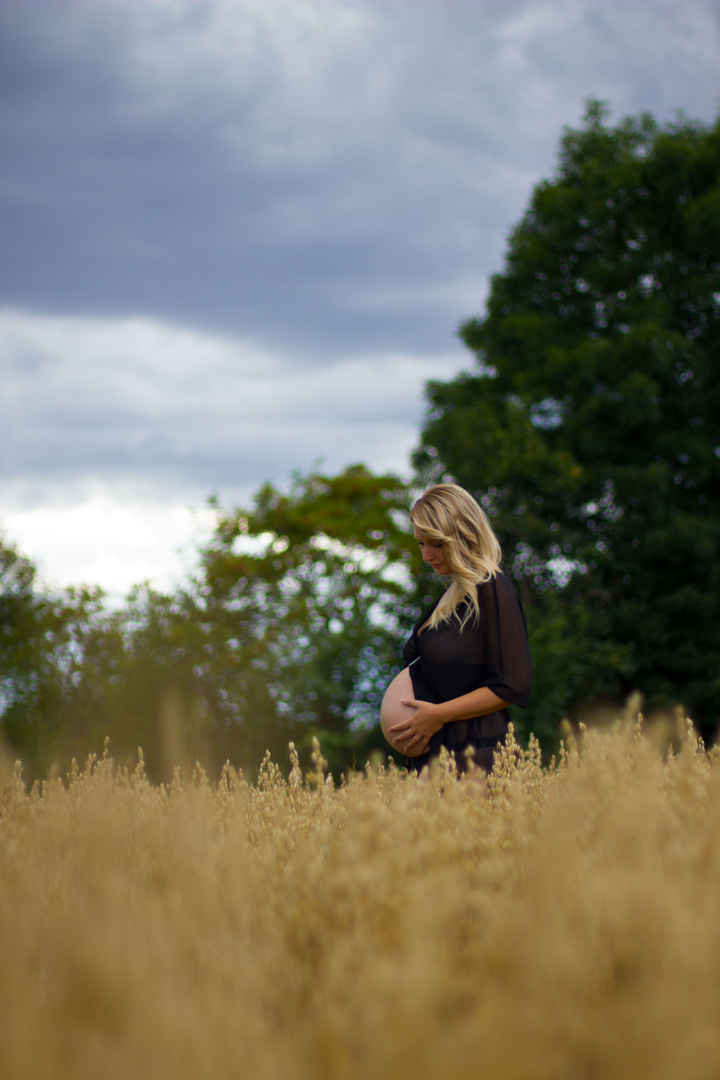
[[1, 717, 719, 1080]]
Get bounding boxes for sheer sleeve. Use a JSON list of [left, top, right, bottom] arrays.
[[477, 573, 532, 707]]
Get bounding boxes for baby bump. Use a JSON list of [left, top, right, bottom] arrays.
[[380, 667, 425, 758]]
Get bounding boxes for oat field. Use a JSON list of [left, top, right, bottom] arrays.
[[1, 717, 719, 1080]]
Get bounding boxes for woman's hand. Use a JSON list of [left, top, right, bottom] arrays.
[[389, 698, 445, 756]]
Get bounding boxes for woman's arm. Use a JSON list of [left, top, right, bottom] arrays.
[[388, 687, 509, 756]]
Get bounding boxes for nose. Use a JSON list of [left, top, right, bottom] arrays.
[[422, 548, 434, 563]]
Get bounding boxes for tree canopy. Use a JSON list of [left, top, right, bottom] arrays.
[[415, 101, 720, 741], [1, 467, 423, 781], [188, 464, 419, 773]]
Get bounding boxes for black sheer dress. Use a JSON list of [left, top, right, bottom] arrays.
[[401, 572, 531, 773]]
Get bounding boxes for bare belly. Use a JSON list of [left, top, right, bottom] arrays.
[[380, 667, 425, 758]]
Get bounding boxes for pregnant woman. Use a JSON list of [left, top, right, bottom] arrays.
[[381, 484, 532, 773]]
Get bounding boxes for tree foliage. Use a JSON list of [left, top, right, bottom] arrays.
[[0, 532, 107, 766], [1, 467, 421, 781], [191, 464, 420, 774], [415, 101, 720, 742]]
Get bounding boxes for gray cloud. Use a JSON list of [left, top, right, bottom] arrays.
[[3, 1, 717, 359], [1, 308, 457, 506]]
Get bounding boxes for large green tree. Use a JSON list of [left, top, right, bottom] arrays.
[[415, 102, 720, 742]]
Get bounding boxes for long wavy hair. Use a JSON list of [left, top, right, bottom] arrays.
[[410, 484, 502, 631]]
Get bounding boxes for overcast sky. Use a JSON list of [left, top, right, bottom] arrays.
[[2, 0, 719, 596]]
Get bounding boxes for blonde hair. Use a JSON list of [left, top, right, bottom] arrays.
[[410, 484, 502, 631]]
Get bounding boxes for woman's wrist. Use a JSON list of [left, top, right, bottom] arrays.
[[433, 702, 452, 728]]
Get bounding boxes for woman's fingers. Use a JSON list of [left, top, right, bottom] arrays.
[[391, 726, 427, 750], [396, 736, 428, 755], [392, 729, 418, 749], [391, 728, 412, 744]]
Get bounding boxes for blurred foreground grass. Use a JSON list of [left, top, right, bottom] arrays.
[[1, 716, 719, 1080]]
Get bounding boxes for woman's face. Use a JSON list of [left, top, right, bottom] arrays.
[[413, 526, 451, 576]]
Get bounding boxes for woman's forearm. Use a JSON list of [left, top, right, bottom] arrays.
[[434, 686, 509, 726]]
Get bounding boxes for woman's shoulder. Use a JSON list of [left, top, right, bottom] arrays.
[[475, 571, 523, 610], [475, 570, 513, 594]]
